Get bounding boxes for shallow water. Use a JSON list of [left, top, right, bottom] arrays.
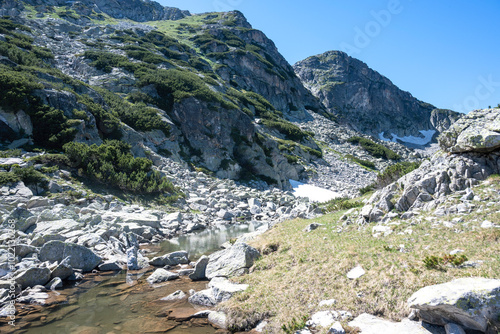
[[6, 222, 262, 334]]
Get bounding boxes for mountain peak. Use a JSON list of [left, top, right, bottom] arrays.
[[3, 0, 191, 22]]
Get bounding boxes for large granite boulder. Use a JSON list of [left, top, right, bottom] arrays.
[[439, 108, 500, 153], [205, 242, 260, 279], [408, 277, 500, 333], [189, 255, 209, 281], [39, 240, 101, 272], [149, 250, 189, 267], [146, 269, 179, 284], [14, 267, 51, 289]]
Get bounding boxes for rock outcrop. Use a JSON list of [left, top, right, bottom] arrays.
[[205, 242, 260, 279], [294, 51, 460, 143], [358, 108, 500, 223], [439, 108, 500, 153], [408, 278, 500, 333]]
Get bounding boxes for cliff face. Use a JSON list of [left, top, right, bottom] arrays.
[[294, 51, 460, 145], [0, 1, 325, 188]]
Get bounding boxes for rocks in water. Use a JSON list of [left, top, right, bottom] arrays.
[[98, 261, 123, 271], [50, 257, 74, 280], [188, 277, 248, 307], [45, 277, 63, 290], [39, 240, 101, 272], [444, 323, 466, 334], [161, 290, 186, 302], [146, 269, 179, 284], [346, 265, 365, 279], [126, 246, 140, 270], [408, 277, 500, 332], [209, 277, 248, 303], [208, 311, 228, 329], [149, 250, 189, 267], [14, 267, 51, 289], [188, 255, 209, 281], [206, 243, 260, 279], [188, 288, 217, 307]]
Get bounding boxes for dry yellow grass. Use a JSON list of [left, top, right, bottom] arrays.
[[222, 176, 500, 333]]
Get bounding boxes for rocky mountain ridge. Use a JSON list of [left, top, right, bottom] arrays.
[[294, 51, 461, 145], [1, 0, 191, 22]]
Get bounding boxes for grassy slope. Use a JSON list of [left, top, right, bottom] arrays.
[[224, 175, 500, 333]]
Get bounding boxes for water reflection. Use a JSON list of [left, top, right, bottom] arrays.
[[157, 221, 262, 259]]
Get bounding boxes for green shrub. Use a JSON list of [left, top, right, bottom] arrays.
[[138, 68, 236, 110], [95, 88, 170, 136], [348, 136, 401, 160], [11, 165, 47, 186], [281, 316, 308, 334], [345, 154, 376, 169], [63, 141, 177, 194], [0, 172, 20, 185], [0, 149, 21, 158], [284, 154, 298, 164], [28, 154, 70, 166], [261, 119, 310, 142], [125, 50, 166, 64], [377, 161, 421, 187], [323, 197, 363, 212], [423, 254, 468, 269]]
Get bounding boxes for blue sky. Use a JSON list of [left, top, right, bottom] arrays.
[[158, 0, 500, 113]]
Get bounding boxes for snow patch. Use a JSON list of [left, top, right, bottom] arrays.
[[378, 130, 436, 146], [289, 180, 341, 203]]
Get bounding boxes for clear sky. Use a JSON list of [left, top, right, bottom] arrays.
[[158, 0, 500, 113]]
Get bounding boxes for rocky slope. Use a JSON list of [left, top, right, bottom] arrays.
[[294, 51, 461, 145], [0, 1, 326, 189], [357, 107, 500, 224]]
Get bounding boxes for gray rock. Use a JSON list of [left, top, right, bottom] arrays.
[[206, 243, 260, 279], [208, 277, 248, 303], [348, 313, 444, 334], [14, 244, 38, 258], [149, 250, 189, 267], [146, 269, 179, 284], [439, 108, 500, 153], [189, 255, 209, 281], [161, 290, 186, 301], [408, 277, 500, 332], [39, 240, 101, 272], [50, 258, 74, 280], [208, 311, 228, 329], [304, 222, 323, 232], [15, 267, 51, 289], [126, 246, 140, 270], [45, 277, 63, 290], [188, 288, 216, 307], [307, 311, 339, 328], [98, 261, 123, 271], [444, 323, 466, 334], [346, 265, 365, 279], [328, 321, 345, 334], [3, 207, 35, 232]]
